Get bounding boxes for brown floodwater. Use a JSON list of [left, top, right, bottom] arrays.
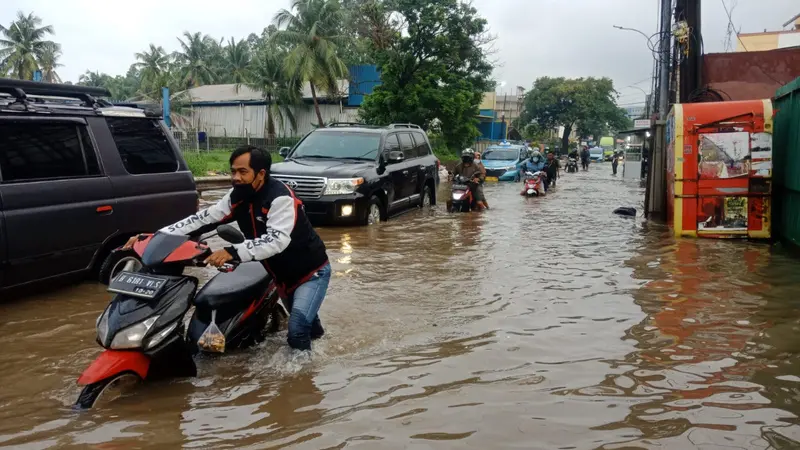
[[3, 168, 800, 449]]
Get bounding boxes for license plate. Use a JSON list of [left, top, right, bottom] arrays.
[[485, 176, 498, 182], [108, 271, 167, 299], [452, 184, 468, 190]]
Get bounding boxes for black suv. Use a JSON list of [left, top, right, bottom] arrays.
[[0, 79, 198, 296], [273, 123, 440, 225]]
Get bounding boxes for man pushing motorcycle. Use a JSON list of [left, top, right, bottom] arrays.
[[123, 145, 330, 352]]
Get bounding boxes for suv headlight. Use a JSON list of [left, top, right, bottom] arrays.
[[324, 178, 364, 195], [110, 316, 159, 350]]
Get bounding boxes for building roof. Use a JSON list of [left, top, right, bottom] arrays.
[[179, 80, 350, 104]]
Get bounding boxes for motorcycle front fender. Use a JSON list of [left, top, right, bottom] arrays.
[[77, 350, 150, 386]]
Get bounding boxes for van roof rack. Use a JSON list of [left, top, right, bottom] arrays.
[[326, 121, 382, 128], [387, 123, 422, 130], [0, 78, 110, 108]]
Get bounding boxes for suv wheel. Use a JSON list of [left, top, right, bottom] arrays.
[[365, 196, 383, 225], [98, 249, 143, 285], [420, 185, 432, 209]]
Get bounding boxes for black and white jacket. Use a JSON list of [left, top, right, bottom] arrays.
[[160, 177, 328, 296]]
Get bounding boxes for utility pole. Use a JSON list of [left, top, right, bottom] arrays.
[[646, 0, 674, 220], [675, 0, 702, 102], [657, 0, 672, 118]]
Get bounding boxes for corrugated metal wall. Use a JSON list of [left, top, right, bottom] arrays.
[[774, 77, 800, 248], [183, 104, 359, 138], [348, 65, 382, 107]]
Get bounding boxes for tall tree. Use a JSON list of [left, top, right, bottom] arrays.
[[0, 11, 57, 80], [134, 44, 169, 94], [248, 45, 302, 137], [519, 77, 631, 153], [224, 37, 251, 87], [38, 41, 62, 83], [174, 31, 217, 88], [272, 0, 350, 127], [357, 0, 495, 151]]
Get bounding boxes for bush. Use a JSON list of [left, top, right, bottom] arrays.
[[183, 149, 284, 177]]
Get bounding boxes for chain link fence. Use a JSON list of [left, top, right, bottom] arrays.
[[172, 129, 302, 155]]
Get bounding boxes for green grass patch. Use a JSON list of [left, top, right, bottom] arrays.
[[183, 149, 284, 177]]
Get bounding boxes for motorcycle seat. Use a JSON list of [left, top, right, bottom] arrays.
[[194, 262, 272, 310]]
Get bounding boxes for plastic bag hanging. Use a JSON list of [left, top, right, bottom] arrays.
[[197, 310, 226, 353]]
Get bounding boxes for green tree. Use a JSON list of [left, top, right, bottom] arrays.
[[357, 0, 495, 151], [134, 44, 169, 94], [272, 0, 350, 127], [223, 37, 251, 87], [0, 11, 57, 80], [38, 41, 62, 83], [519, 77, 631, 154], [78, 70, 108, 87], [247, 45, 303, 137], [174, 31, 217, 88]]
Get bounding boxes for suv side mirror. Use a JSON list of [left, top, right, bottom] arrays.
[[217, 224, 245, 244], [387, 151, 404, 164], [279, 147, 291, 158]]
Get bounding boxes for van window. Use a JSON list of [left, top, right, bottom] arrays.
[[107, 118, 178, 174], [0, 122, 99, 182]]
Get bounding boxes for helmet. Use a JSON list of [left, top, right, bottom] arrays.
[[532, 151, 541, 160], [461, 149, 474, 158]]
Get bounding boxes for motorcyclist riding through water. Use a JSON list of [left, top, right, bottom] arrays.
[[522, 151, 546, 177], [123, 145, 330, 352], [451, 149, 488, 210]]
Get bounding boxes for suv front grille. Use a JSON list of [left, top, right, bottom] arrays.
[[272, 174, 327, 199]]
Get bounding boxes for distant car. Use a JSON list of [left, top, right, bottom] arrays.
[[589, 147, 604, 162], [481, 143, 529, 181], [0, 79, 198, 296], [272, 122, 439, 226]]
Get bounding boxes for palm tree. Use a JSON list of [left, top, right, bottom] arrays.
[[248, 48, 302, 138], [174, 31, 216, 88], [224, 37, 251, 88], [38, 42, 62, 83], [272, 0, 350, 127], [134, 44, 169, 94], [0, 11, 57, 80], [78, 70, 107, 87]]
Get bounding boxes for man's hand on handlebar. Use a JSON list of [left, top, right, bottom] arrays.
[[204, 249, 235, 267], [122, 234, 144, 250]]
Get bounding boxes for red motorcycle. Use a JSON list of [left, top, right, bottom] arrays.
[[520, 171, 546, 197], [75, 225, 286, 409]]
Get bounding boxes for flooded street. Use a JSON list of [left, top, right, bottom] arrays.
[[4, 167, 800, 449]]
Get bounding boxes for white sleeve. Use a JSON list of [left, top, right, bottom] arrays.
[[159, 189, 235, 235], [232, 195, 295, 261]]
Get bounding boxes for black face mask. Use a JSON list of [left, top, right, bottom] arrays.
[[232, 181, 257, 198], [462, 156, 472, 164]]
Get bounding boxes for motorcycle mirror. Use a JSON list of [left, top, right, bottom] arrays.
[[217, 224, 245, 244]]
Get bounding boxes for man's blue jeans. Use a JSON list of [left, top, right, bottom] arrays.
[[285, 263, 331, 351]]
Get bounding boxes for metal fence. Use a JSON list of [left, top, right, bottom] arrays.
[[172, 129, 303, 154]]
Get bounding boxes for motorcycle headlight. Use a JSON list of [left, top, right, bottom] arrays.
[[96, 308, 110, 345], [110, 316, 160, 350], [452, 192, 464, 200], [145, 320, 179, 350], [324, 178, 364, 195]]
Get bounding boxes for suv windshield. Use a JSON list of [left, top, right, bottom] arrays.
[[291, 131, 381, 160], [483, 149, 519, 160]]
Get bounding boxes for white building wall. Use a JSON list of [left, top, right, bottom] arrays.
[[182, 103, 360, 138]]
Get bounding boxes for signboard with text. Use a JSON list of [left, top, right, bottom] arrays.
[[634, 119, 651, 129]]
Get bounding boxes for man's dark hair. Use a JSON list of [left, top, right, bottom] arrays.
[[230, 145, 272, 174]]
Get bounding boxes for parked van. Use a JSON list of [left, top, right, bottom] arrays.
[[0, 79, 198, 296]]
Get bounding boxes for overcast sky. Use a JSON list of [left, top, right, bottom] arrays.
[[1, 0, 797, 105]]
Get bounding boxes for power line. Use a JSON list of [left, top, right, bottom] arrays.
[[721, 0, 747, 51]]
